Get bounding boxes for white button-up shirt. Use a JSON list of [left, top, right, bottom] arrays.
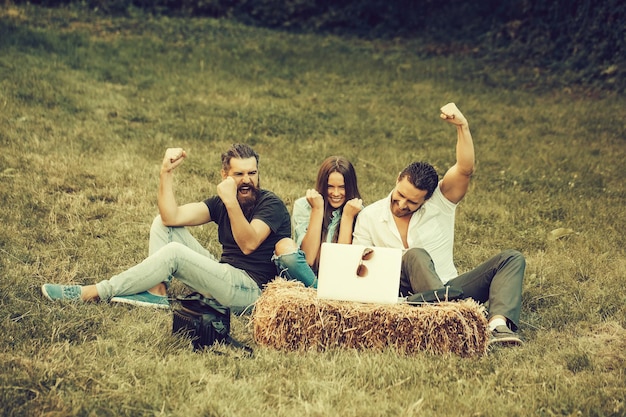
[[353, 186, 458, 283]]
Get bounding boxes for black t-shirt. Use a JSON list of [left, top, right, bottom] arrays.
[[204, 190, 291, 287]]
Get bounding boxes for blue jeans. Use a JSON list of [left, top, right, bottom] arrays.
[[95, 216, 262, 314], [272, 250, 318, 288]]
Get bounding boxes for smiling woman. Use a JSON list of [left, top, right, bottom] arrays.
[[272, 156, 363, 287]]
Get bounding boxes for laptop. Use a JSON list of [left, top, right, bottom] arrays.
[[316, 242, 402, 304]]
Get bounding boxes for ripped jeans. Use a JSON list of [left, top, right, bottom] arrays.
[[272, 249, 318, 288]]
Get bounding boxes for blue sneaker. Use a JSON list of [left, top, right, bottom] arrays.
[[41, 284, 83, 302], [110, 291, 170, 309]]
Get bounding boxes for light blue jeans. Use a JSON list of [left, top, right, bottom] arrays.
[[272, 250, 318, 288], [95, 216, 262, 314]]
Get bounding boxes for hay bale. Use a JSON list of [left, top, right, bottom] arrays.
[[253, 278, 489, 358]]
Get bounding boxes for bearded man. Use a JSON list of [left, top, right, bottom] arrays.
[[42, 144, 291, 314]]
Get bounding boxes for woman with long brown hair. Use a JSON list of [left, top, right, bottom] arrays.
[[273, 156, 363, 287]]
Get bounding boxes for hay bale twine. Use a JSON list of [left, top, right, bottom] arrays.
[[253, 278, 489, 358]]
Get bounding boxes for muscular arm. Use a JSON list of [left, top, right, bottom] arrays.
[[227, 207, 272, 255], [218, 176, 271, 255], [438, 103, 475, 204], [158, 148, 211, 226]]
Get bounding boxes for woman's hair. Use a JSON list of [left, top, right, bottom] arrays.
[[314, 156, 361, 242]]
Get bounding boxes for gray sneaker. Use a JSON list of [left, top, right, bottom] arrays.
[[111, 291, 170, 309], [488, 325, 523, 347]]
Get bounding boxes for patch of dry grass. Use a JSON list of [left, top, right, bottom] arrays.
[[1, 5, 625, 416]]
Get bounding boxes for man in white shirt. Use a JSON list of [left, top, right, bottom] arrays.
[[353, 103, 525, 347]]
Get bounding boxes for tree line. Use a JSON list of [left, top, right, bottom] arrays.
[[11, 0, 625, 92]]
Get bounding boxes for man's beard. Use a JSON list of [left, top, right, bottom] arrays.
[[391, 202, 412, 218], [390, 199, 418, 218], [238, 183, 261, 218]]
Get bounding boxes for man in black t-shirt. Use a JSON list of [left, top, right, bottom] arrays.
[[42, 144, 291, 313]]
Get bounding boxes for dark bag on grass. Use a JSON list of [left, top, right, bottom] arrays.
[[172, 292, 252, 355], [406, 285, 464, 304]]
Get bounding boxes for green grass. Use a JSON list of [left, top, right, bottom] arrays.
[[1, 5, 625, 417]]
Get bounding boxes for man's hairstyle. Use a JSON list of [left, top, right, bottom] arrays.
[[221, 143, 260, 172], [398, 161, 439, 200]]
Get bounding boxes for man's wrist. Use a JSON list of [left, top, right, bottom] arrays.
[[222, 198, 240, 210]]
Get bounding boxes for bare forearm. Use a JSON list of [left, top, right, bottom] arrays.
[[300, 209, 324, 265], [337, 199, 362, 244], [455, 123, 475, 176], [225, 202, 261, 254], [158, 148, 188, 225], [337, 215, 356, 244], [158, 171, 179, 224]]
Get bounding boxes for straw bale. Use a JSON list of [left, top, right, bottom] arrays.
[[253, 278, 489, 358]]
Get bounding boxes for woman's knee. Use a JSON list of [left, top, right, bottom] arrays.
[[273, 249, 305, 272], [274, 237, 298, 256], [272, 249, 316, 287]]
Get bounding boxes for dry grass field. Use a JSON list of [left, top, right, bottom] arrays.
[[1, 5, 625, 416]]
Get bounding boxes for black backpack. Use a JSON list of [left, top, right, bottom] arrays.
[[172, 292, 252, 355]]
